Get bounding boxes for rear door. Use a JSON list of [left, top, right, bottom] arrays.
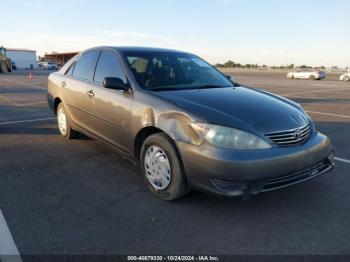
[[89, 50, 133, 152], [62, 50, 100, 132]]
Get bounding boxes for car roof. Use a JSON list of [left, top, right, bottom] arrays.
[[88, 46, 190, 54]]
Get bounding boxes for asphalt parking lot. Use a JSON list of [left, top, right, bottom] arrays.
[[0, 70, 349, 257]]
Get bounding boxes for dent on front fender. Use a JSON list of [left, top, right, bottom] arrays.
[[154, 112, 202, 145]]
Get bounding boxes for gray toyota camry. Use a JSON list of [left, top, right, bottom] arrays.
[[47, 46, 334, 200]]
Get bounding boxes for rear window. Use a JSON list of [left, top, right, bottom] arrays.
[[72, 51, 99, 80], [59, 54, 78, 74], [65, 62, 75, 76]]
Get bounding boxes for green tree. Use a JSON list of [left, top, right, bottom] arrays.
[[224, 60, 235, 68]]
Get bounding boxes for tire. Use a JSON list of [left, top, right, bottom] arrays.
[[140, 133, 189, 200], [291, 75, 295, 80], [344, 76, 350, 82], [56, 103, 78, 139], [0, 61, 8, 73], [309, 75, 316, 80]]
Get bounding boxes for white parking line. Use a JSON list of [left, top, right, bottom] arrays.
[[281, 88, 349, 96], [306, 110, 350, 119], [0, 117, 56, 126], [0, 210, 22, 262], [334, 157, 350, 164], [1, 78, 46, 91], [312, 84, 337, 87]]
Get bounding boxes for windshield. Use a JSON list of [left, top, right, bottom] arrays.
[[123, 52, 233, 90]]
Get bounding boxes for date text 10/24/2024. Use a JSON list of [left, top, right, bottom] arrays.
[[127, 256, 220, 261]]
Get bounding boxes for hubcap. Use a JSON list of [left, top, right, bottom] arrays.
[[144, 145, 171, 190], [57, 108, 68, 135]]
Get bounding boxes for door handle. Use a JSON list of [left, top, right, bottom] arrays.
[[61, 81, 67, 88], [87, 90, 95, 97]]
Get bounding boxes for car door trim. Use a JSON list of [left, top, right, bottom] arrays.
[[68, 104, 124, 130]]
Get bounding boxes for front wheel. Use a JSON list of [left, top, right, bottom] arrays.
[[309, 75, 316, 80], [140, 133, 189, 200], [56, 103, 78, 139], [343, 76, 350, 82]]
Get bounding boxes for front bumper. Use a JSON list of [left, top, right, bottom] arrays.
[[177, 132, 334, 197]]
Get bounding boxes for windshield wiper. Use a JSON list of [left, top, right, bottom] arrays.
[[195, 85, 231, 89]]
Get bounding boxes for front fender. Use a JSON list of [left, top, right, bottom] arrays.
[[155, 112, 201, 145]]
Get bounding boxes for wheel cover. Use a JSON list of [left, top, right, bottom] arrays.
[[144, 145, 171, 190], [57, 108, 68, 135]]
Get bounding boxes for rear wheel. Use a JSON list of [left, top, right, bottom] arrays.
[[291, 75, 295, 80], [309, 75, 316, 80], [56, 103, 78, 139], [0, 61, 8, 73], [140, 133, 189, 200]]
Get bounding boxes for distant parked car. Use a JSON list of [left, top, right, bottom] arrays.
[[287, 69, 326, 80], [42, 62, 58, 70], [339, 73, 350, 82], [11, 61, 17, 70]]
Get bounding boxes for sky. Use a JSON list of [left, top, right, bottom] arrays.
[[1, 0, 349, 67]]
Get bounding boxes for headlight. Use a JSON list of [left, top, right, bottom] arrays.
[[190, 122, 271, 150]]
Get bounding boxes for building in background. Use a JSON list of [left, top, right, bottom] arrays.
[[6, 48, 37, 69], [42, 52, 78, 66]]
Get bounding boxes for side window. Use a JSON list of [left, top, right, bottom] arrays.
[[65, 62, 75, 76], [94, 51, 127, 84], [72, 51, 99, 80]]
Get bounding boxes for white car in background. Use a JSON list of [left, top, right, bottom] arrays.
[[339, 73, 350, 82], [287, 69, 326, 80], [42, 62, 58, 70]]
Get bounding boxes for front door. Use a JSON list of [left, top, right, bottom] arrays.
[[89, 50, 133, 152]]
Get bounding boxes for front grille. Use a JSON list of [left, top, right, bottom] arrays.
[[264, 124, 310, 146], [211, 158, 334, 194], [211, 179, 248, 192], [261, 158, 333, 192]]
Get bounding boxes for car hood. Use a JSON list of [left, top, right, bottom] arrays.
[[153, 86, 309, 133]]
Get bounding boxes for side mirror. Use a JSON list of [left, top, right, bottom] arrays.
[[225, 74, 240, 87], [103, 77, 129, 91], [225, 75, 233, 81]]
